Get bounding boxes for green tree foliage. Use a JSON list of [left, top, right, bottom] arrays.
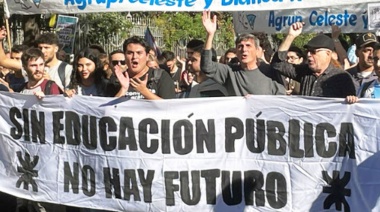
[[273, 33, 316, 50], [214, 13, 235, 49], [153, 12, 235, 50], [79, 13, 132, 44], [154, 13, 204, 50]]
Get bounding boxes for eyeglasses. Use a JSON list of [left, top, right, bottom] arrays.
[[306, 48, 330, 55], [111, 60, 126, 66]]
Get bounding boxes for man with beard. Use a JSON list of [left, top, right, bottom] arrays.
[[115, 36, 175, 99], [13, 47, 63, 211], [34, 33, 72, 91], [347, 43, 380, 103], [271, 22, 356, 98], [0, 29, 71, 92], [19, 48, 61, 98]]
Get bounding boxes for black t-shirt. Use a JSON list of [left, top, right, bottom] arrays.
[[126, 68, 176, 99], [104, 74, 121, 97], [0, 83, 9, 91], [188, 78, 228, 98]]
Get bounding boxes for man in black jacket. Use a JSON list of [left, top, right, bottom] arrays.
[[271, 22, 356, 98]]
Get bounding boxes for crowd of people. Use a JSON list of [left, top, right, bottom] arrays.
[[0, 10, 379, 211]]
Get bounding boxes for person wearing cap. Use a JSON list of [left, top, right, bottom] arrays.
[[346, 43, 380, 103], [346, 32, 379, 91], [271, 22, 356, 98], [201, 11, 285, 96]]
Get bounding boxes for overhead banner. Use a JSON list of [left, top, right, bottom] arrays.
[[368, 3, 380, 30], [233, 4, 371, 34], [3, 0, 380, 15], [1, 92, 380, 211]]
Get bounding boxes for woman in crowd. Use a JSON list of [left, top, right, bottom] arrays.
[[65, 48, 106, 97]]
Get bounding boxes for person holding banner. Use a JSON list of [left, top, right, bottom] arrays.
[[271, 22, 356, 98], [201, 11, 285, 96], [15, 47, 66, 211], [19, 48, 61, 99], [346, 33, 379, 91], [64, 48, 108, 97], [34, 33, 72, 91], [0, 28, 71, 94]]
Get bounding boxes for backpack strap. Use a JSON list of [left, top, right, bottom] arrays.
[[152, 68, 163, 84], [151, 68, 164, 92], [58, 61, 68, 89], [43, 80, 54, 95]]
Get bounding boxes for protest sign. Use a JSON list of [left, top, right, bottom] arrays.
[[1, 93, 380, 211], [56, 15, 78, 54], [233, 4, 371, 34]]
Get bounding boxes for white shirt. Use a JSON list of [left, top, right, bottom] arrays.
[[45, 60, 72, 90]]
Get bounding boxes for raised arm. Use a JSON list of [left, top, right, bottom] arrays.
[[271, 22, 306, 80], [200, 11, 231, 84], [278, 22, 303, 51], [331, 24, 349, 69], [202, 10, 217, 51], [0, 26, 22, 71]]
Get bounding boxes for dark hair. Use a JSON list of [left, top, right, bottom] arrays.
[[109, 49, 124, 57], [109, 49, 124, 63], [156, 55, 169, 72], [191, 45, 217, 62], [224, 48, 236, 55], [70, 48, 103, 90], [89, 44, 106, 55], [123, 36, 150, 54], [35, 33, 60, 46], [12, 44, 29, 54], [157, 55, 167, 65], [186, 39, 204, 49], [161, 51, 175, 61], [21, 48, 44, 67], [288, 46, 305, 59], [98, 53, 109, 69], [191, 45, 203, 54], [250, 32, 275, 62], [374, 43, 380, 52]]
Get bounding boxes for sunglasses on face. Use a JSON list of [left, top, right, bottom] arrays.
[[111, 60, 126, 66]]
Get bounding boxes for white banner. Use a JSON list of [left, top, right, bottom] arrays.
[[233, 4, 372, 34], [1, 92, 380, 211], [4, 0, 380, 15]]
